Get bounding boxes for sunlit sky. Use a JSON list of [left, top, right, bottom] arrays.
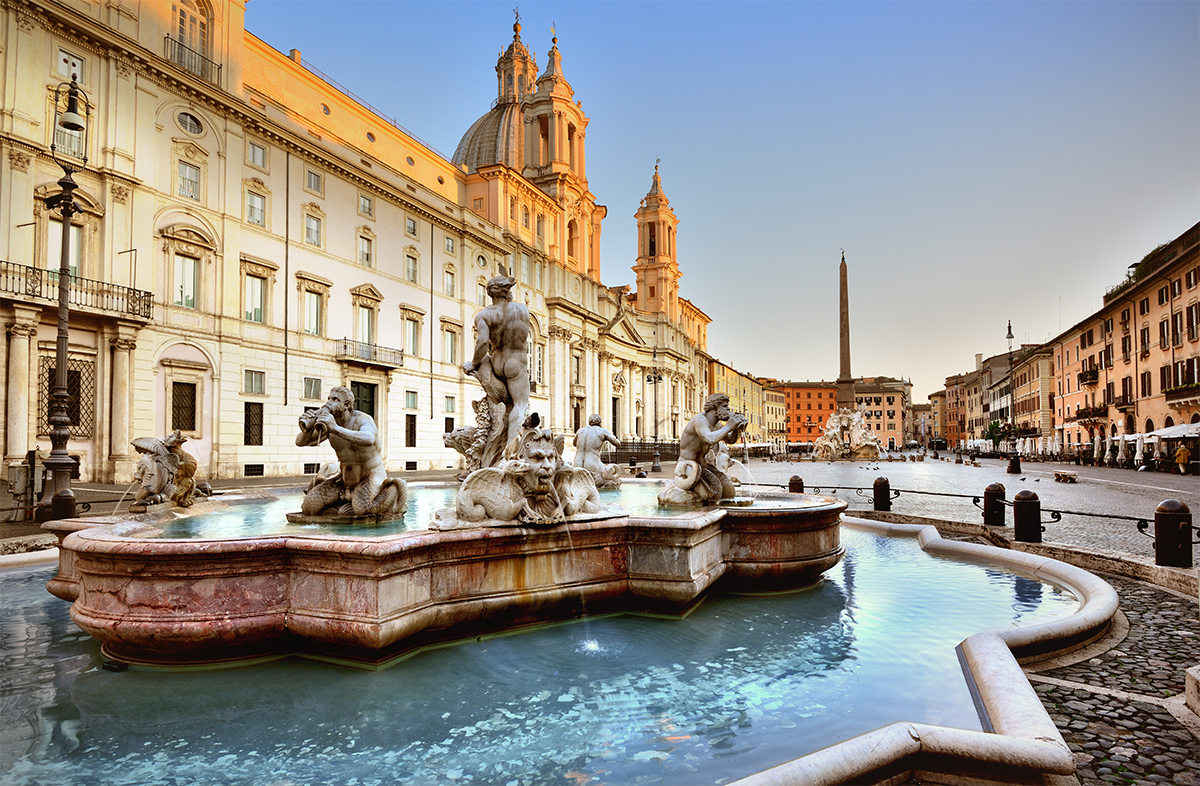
[[244, 1, 1199, 402]]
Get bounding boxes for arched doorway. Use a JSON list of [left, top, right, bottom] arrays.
[[1165, 416, 1175, 428], [1145, 418, 1155, 433]]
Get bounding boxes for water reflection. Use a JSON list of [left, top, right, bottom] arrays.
[[0, 529, 1078, 786]]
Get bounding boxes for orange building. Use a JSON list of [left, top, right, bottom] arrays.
[[770, 381, 838, 446]]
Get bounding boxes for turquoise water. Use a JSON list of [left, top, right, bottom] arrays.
[[0, 528, 1079, 786]]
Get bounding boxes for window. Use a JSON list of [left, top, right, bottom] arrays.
[[1159, 286, 1170, 306], [358, 194, 374, 218], [405, 390, 418, 409], [472, 197, 483, 211], [1187, 268, 1198, 289], [303, 290, 322, 335], [445, 417, 455, 434], [443, 269, 455, 297], [356, 304, 375, 345], [53, 106, 84, 159], [405, 216, 417, 237], [444, 396, 456, 413], [521, 254, 531, 284], [406, 413, 417, 447], [303, 377, 322, 400], [171, 1, 209, 67], [444, 236, 455, 254], [1139, 297, 1150, 316], [1159, 319, 1169, 348], [1140, 326, 1151, 351], [178, 161, 200, 200], [358, 235, 373, 267], [244, 402, 263, 445], [247, 140, 266, 168], [305, 169, 323, 194], [304, 215, 321, 246], [572, 354, 582, 385], [1172, 279, 1182, 298], [536, 215, 544, 237], [246, 191, 265, 226], [405, 254, 419, 283], [404, 317, 420, 355], [522, 206, 530, 229], [442, 327, 458, 364], [244, 369, 265, 395], [47, 219, 81, 278], [172, 381, 197, 432], [57, 48, 85, 80], [244, 274, 265, 322], [477, 281, 488, 306], [174, 254, 198, 308], [177, 112, 202, 135]]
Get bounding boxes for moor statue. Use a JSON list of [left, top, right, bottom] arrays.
[[295, 386, 406, 519]]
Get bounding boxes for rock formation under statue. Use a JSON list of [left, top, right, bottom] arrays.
[[438, 418, 618, 529], [572, 413, 622, 489], [812, 404, 885, 461], [443, 396, 494, 479], [290, 386, 407, 522], [129, 430, 206, 511], [658, 392, 749, 506]]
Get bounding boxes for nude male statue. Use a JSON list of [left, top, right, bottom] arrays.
[[463, 276, 531, 468], [573, 414, 622, 487], [659, 392, 749, 505], [296, 385, 399, 516]]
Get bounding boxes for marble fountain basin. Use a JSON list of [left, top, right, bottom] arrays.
[[42, 483, 846, 667]]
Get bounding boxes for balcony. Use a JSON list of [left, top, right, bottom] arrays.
[[0, 260, 152, 320], [1077, 368, 1099, 386], [164, 36, 222, 86], [1113, 394, 1136, 411], [1073, 405, 1108, 424], [333, 338, 403, 370], [1165, 384, 1200, 410]]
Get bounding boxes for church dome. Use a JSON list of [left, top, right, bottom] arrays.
[[452, 99, 523, 174]]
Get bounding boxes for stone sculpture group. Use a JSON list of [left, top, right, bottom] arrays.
[[130, 430, 205, 512], [811, 404, 884, 461], [658, 392, 748, 506]]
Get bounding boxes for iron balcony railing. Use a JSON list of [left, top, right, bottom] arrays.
[[0, 260, 152, 319], [1077, 368, 1099, 386], [164, 36, 222, 86], [333, 338, 404, 368]]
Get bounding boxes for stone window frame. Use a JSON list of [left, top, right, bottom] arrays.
[[55, 46, 87, 83], [246, 137, 268, 173], [357, 224, 376, 268], [403, 245, 421, 284], [358, 192, 375, 220], [442, 263, 457, 298], [242, 177, 270, 229], [400, 303, 426, 358], [302, 376, 323, 401], [172, 140, 209, 203], [160, 225, 216, 311], [444, 235, 456, 255], [350, 284, 384, 346], [304, 166, 325, 198], [34, 184, 103, 279], [296, 270, 331, 337], [405, 214, 419, 240], [302, 202, 325, 248], [476, 276, 489, 306], [243, 367, 267, 396], [160, 358, 207, 440], [240, 256, 278, 325], [440, 316, 462, 366]]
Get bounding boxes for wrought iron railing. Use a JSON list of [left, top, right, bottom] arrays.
[[334, 338, 404, 368], [164, 36, 222, 86], [0, 260, 153, 319]]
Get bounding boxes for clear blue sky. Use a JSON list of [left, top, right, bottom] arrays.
[[245, 1, 1200, 402]]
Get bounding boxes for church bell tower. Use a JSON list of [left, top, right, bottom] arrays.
[[632, 163, 681, 321]]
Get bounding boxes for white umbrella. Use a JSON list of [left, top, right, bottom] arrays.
[[1135, 435, 1144, 463], [1093, 435, 1102, 460], [1103, 433, 1113, 465], [1039, 437, 1047, 456], [1117, 436, 1128, 462]]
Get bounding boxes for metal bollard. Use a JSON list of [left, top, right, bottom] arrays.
[[983, 482, 1005, 527], [873, 477, 891, 512], [1153, 500, 1193, 568], [789, 476, 804, 494], [1013, 489, 1042, 543]]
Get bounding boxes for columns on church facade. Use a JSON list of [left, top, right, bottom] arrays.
[[5, 306, 40, 468], [108, 332, 137, 482]]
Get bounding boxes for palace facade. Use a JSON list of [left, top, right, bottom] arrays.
[[0, 1, 711, 482]]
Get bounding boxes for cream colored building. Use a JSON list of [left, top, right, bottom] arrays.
[[0, 2, 711, 481]]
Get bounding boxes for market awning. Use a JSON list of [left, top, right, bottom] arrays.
[[1147, 423, 1200, 439]]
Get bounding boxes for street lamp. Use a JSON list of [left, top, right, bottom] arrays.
[[1006, 320, 1021, 474], [38, 74, 90, 522]]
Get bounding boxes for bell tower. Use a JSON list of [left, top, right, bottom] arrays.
[[495, 11, 537, 107], [632, 163, 681, 322]]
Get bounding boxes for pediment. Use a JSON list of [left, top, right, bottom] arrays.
[[349, 283, 384, 302]]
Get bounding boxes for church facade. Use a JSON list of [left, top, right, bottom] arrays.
[[0, 1, 711, 482]]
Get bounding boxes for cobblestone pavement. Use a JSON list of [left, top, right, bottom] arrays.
[[740, 456, 1200, 562], [1026, 574, 1200, 786]]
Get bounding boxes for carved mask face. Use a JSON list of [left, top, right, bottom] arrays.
[[524, 444, 558, 486]]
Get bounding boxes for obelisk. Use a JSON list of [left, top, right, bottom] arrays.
[[836, 251, 855, 409]]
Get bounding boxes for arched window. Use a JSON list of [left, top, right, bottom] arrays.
[[1145, 418, 1155, 433], [567, 220, 578, 259], [169, 1, 215, 82]]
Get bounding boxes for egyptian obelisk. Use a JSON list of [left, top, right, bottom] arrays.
[[836, 251, 855, 408]]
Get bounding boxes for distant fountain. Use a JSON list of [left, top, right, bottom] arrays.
[[812, 404, 884, 461]]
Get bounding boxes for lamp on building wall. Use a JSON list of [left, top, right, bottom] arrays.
[[1006, 320, 1021, 475], [37, 74, 90, 522]]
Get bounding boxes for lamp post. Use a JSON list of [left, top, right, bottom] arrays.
[[1007, 320, 1021, 474], [37, 74, 90, 522]]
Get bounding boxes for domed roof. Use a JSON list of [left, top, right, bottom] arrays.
[[452, 99, 523, 174]]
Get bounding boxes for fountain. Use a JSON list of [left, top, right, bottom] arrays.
[[29, 274, 1121, 784]]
